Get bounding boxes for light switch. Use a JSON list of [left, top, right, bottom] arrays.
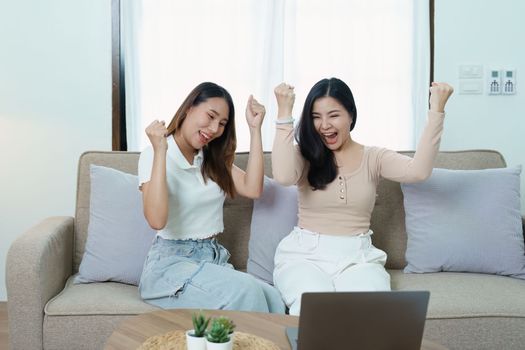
[[459, 65, 483, 79], [459, 80, 483, 94]]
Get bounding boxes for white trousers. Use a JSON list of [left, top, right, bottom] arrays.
[[273, 227, 391, 315]]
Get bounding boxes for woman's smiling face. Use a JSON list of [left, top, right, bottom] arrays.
[[180, 97, 230, 150], [312, 96, 353, 151]]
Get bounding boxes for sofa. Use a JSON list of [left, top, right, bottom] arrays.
[[6, 149, 525, 350]]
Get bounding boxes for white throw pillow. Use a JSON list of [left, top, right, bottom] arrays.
[[401, 166, 525, 279], [75, 165, 155, 285], [247, 176, 298, 284]]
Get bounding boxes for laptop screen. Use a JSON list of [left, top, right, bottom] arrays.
[[290, 291, 430, 350]]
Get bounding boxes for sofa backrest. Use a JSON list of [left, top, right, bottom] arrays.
[[74, 151, 273, 272], [74, 150, 506, 272]]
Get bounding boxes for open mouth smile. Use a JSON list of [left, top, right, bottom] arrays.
[[199, 131, 212, 144], [322, 132, 338, 145]]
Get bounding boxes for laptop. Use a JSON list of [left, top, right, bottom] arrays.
[[286, 291, 430, 350]]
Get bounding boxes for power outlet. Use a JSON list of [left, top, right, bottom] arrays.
[[502, 70, 516, 95], [488, 69, 501, 95]]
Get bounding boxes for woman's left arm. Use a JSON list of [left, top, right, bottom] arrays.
[[379, 82, 454, 183], [232, 95, 266, 199]]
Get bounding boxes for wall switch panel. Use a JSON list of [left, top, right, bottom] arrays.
[[459, 80, 483, 94], [459, 64, 483, 78]]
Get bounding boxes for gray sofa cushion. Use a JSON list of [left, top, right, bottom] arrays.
[[370, 150, 507, 269], [75, 152, 142, 272], [390, 270, 525, 319], [248, 176, 298, 284], [45, 276, 158, 316], [401, 166, 525, 279], [75, 165, 155, 285]]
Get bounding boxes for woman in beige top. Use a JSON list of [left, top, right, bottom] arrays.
[[272, 78, 453, 315]]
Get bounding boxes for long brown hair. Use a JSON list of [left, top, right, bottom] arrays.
[[165, 82, 237, 197]]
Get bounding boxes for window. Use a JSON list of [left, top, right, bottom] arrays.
[[121, 0, 430, 152]]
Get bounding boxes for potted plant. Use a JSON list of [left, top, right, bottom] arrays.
[[214, 316, 236, 340], [205, 316, 236, 350], [185, 311, 210, 350]]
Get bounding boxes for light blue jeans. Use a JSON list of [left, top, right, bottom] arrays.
[[139, 236, 285, 313]]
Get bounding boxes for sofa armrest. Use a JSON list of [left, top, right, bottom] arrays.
[[6, 216, 74, 350]]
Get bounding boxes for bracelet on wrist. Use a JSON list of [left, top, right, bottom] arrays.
[[275, 117, 295, 125]]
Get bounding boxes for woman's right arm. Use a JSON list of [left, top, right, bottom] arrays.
[[272, 83, 305, 186], [140, 120, 169, 230]]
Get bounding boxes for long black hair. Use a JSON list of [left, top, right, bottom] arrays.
[[295, 78, 357, 190], [166, 82, 237, 197]]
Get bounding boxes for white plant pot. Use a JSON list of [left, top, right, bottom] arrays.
[[185, 330, 207, 350], [205, 337, 233, 350]]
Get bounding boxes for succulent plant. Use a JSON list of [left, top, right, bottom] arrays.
[[206, 319, 231, 343], [214, 316, 236, 334], [191, 311, 210, 337]]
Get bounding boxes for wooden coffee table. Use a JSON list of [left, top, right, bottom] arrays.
[[104, 309, 447, 349]]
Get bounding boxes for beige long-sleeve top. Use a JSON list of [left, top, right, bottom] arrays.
[[272, 111, 445, 236]]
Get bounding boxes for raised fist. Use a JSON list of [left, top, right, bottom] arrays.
[[145, 119, 168, 151], [274, 82, 296, 118], [245, 95, 266, 130], [429, 82, 454, 113]]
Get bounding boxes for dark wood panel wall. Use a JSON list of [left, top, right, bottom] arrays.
[[112, 0, 127, 151]]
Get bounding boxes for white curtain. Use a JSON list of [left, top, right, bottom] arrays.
[[412, 0, 431, 144], [122, 0, 429, 152]]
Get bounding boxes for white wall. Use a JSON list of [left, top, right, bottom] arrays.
[[0, 0, 111, 300], [434, 0, 525, 213]]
